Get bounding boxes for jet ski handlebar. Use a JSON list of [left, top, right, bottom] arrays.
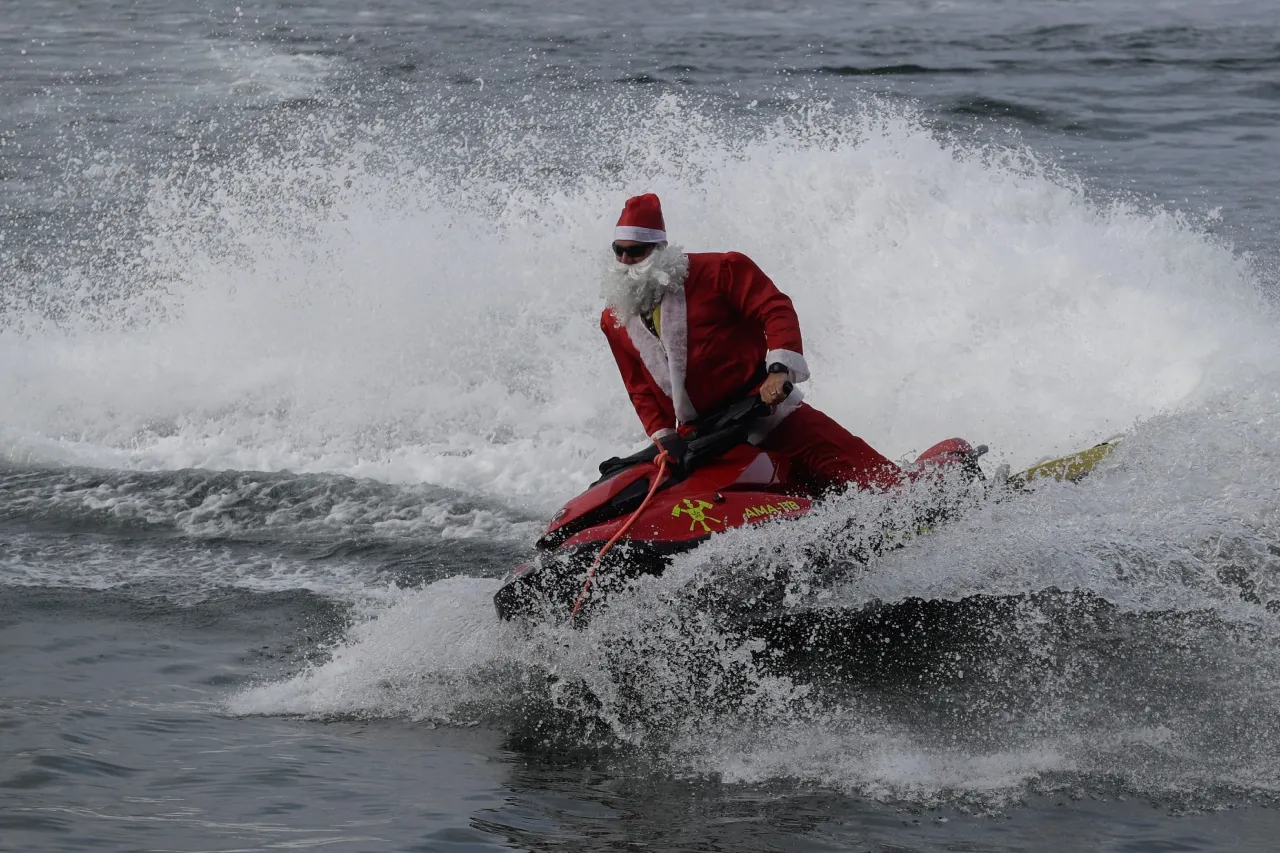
[[595, 382, 792, 482]]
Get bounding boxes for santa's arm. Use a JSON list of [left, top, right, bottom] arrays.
[[601, 314, 677, 439], [718, 252, 811, 382]]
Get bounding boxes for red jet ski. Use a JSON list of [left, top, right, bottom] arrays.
[[493, 390, 988, 622]]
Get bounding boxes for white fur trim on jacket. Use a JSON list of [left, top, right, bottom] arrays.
[[623, 289, 698, 426], [764, 348, 810, 384], [659, 288, 697, 423], [624, 314, 672, 398], [615, 226, 668, 243]]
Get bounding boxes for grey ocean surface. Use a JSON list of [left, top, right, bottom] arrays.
[[4, 1, 1280, 851]]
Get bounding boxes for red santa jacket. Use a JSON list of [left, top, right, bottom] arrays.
[[601, 251, 811, 443]]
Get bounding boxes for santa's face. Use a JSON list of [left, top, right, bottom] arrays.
[[601, 243, 689, 323]]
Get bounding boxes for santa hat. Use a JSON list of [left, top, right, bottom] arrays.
[[614, 193, 667, 243]]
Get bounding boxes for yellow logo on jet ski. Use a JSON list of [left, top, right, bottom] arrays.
[[671, 498, 722, 533], [743, 500, 802, 521]]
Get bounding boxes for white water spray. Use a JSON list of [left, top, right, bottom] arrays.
[[3, 96, 1274, 510]]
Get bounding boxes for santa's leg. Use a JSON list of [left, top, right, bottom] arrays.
[[759, 403, 903, 493]]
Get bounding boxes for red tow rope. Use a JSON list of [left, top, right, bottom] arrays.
[[568, 442, 672, 625]]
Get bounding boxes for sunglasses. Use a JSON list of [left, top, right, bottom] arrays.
[[612, 242, 656, 260]]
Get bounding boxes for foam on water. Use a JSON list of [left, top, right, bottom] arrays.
[[229, 464, 1280, 806], [211, 43, 339, 105], [228, 576, 522, 719], [855, 389, 1280, 615]]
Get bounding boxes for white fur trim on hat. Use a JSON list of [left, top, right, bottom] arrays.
[[614, 226, 668, 243]]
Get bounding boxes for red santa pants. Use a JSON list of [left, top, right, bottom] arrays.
[[759, 403, 903, 493]]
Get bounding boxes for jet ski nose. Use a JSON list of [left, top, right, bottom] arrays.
[[912, 438, 989, 482], [502, 561, 536, 584]]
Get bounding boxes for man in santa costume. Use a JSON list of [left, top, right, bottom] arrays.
[[601, 192, 904, 493]]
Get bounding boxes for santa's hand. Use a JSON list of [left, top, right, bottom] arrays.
[[759, 373, 792, 406], [654, 432, 688, 471]]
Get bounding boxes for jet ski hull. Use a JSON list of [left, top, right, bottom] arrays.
[[492, 381, 1119, 626], [494, 436, 987, 623]]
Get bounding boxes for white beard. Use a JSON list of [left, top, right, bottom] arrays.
[[601, 245, 690, 325]]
